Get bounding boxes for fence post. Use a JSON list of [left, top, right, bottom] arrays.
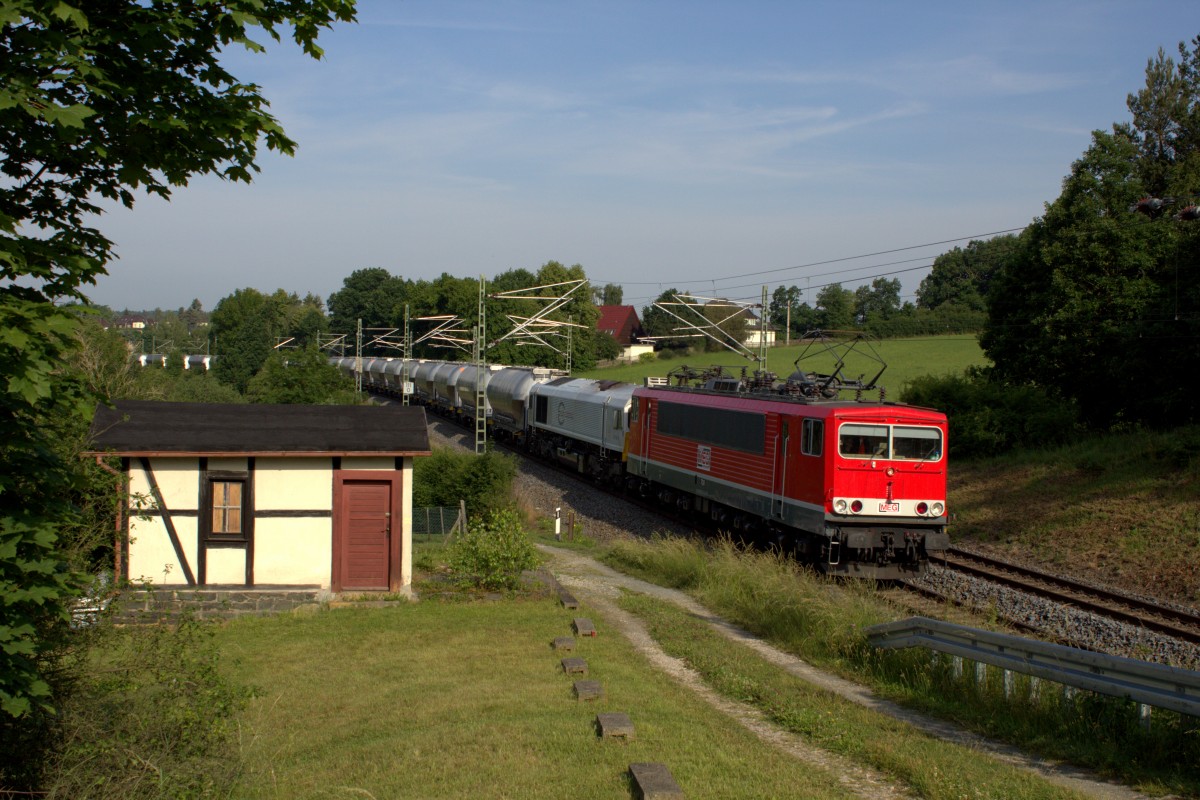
[[1139, 704, 1152, 731]]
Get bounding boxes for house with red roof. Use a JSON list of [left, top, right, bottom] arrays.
[[596, 305, 654, 362]]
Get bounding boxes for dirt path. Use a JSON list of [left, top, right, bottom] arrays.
[[540, 545, 1155, 800]]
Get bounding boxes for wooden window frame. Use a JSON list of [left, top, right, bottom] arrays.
[[200, 469, 252, 546]]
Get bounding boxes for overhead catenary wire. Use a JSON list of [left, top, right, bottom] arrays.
[[603, 226, 1027, 290]]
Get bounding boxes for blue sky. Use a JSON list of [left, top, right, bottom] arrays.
[[91, 1, 1198, 314]]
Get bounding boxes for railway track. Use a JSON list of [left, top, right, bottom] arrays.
[[931, 547, 1200, 647]]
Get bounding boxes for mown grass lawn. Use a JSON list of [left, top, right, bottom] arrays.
[[216, 597, 857, 800]]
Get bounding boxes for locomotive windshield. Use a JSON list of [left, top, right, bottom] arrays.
[[839, 423, 942, 461]]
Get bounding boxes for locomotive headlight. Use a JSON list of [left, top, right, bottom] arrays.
[[834, 499, 848, 514], [932, 502, 945, 516], [916, 502, 928, 515], [850, 500, 863, 513]]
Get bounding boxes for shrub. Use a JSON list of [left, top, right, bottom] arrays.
[[902, 367, 1080, 458], [413, 448, 516, 517], [449, 508, 538, 590], [41, 613, 252, 799]]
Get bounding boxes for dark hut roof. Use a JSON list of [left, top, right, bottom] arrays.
[[87, 400, 431, 457]]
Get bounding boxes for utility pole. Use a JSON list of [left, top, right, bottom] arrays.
[[565, 315, 573, 374], [401, 304, 411, 406], [759, 286, 768, 368], [474, 275, 487, 454], [354, 318, 363, 395]]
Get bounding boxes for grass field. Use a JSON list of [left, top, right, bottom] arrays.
[[211, 580, 1120, 800], [576, 334, 985, 399], [217, 597, 858, 800]]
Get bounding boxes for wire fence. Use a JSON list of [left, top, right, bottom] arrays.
[[412, 504, 465, 543]]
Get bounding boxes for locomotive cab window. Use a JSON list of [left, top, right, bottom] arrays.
[[892, 426, 942, 461], [801, 418, 823, 456], [839, 424, 889, 458]]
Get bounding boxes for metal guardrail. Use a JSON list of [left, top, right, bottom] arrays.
[[867, 616, 1200, 718]]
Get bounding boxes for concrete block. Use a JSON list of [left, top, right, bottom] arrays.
[[572, 617, 597, 636], [552, 636, 576, 651], [560, 657, 588, 675], [629, 763, 684, 799], [559, 590, 579, 609], [596, 712, 634, 739], [573, 680, 604, 701]]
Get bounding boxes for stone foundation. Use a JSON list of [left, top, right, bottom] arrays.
[[109, 586, 324, 624]]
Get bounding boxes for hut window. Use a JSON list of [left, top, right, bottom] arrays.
[[208, 478, 246, 540]]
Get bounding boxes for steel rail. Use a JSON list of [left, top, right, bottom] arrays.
[[935, 547, 1200, 646]]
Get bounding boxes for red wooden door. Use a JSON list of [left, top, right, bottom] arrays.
[[338, 480, 391, 590]]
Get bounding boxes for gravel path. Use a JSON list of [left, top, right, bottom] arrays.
[[542, 545, 1154, 800]]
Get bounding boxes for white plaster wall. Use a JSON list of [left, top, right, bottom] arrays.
[[401, 460, 413, 587], [254, 519, 332, 587], [127, 458, 199, 585], [256, 458, 332, 510], [206, 548, 246, 584]]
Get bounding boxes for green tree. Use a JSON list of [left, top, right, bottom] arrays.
[[327, 267, 409, 334], [853, 277, 902, 325], [768, 285, 801, 337], [815, 283, 855, 330], [209, 288, 276, 393], [245, 346, 358, 405], [917, 236, 1017, 312], [593, 282, 624, 305], [699, 300, 749, 352], [983, 35, 1200, 428], [0, 0, 354, 764], [640, 288, 689, 351]]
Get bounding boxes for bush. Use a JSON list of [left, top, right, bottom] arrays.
[[449, 508, 538, 590], [901, 367, 1080, 458], [40, 614, 251, 799], [413, 448, 516, 517]]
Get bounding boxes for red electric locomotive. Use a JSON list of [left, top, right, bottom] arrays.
[[624, 359, 949, 579]]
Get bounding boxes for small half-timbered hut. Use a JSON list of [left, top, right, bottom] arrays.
[[87, 400, 431, 594]]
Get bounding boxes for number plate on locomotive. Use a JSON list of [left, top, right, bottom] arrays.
[[878, 502, 900, 513]]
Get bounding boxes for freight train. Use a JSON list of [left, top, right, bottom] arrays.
[[334, 347, 949, 579]]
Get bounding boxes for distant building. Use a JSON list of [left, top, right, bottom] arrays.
[[111, 315, 149, 330], [596, 305, 653, 362], [742, 312, 776, 348]]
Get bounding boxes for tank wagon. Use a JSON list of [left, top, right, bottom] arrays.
[[332, 347, 949, 578]]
